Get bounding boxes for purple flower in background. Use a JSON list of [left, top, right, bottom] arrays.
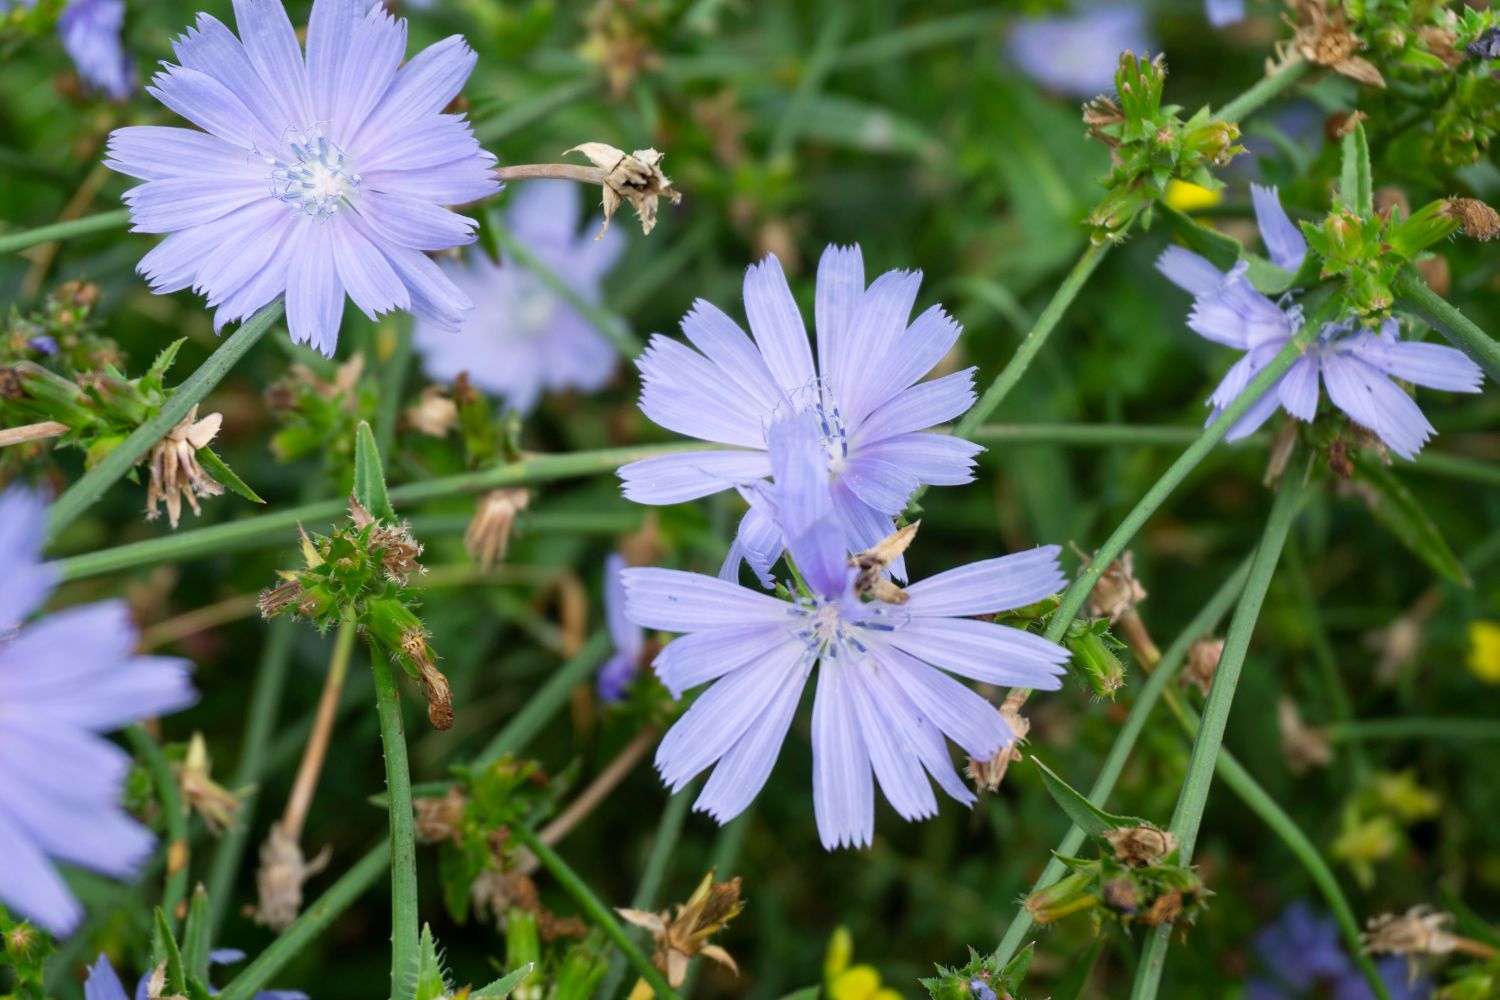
[[1157, 184, 1483, 458], [59, 0, 134, 100], [1206, 0, 1246, 27], [623, 414, 1067, 849], [1006, 6, 1154, 99], [103, 0, 499, 355], [620, 244, 983, 586], [413, 181, 626, 413], [84, 950, 307, 1000], [1247, 903, 1427, 1000], [598, 553, 646, 702], [0, 488, 197, 936]]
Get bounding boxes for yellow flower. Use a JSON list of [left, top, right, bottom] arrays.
[[825, 927, 903, 1000], [1467, 621, 1500, 683], [1164, 179, 1222, 213]]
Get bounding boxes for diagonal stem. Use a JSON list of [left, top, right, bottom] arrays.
[[0, 208, 131, 255], [1393, 265, 1500, 385]]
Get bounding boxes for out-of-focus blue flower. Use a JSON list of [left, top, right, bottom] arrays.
[[1206, 0, 1246, 27], [623, 413, 1068, 849], [58, 0, 134, 100], [620, 244, 983, 586], [1246, 903, 1428, 1000], [103, 0, 499, 355], [597, 553, 645, 702], [968, 980, 997, 1000], [84, 950, 307, 1000], [1156, 184, 1484, 458], [1006, 6, 1154, 99], [413, 181, 626, 413], [0, 488, 197, 936], [26, 334, 59, 355]]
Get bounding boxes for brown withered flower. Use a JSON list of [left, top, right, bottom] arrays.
[[349, 497, 425, 584], [250, 822, 332, 932], [401, 627, 453, 731], [145, 406, 225, 529], [1181, 637, 1225, 697], [472, 869, 588, 942], [1104, 825, 1178, 867], [618, 871, 744, 988], [465, 488, 531, 571], [566, 143, 682, 237], [172, 732, 244, 834], [414, 785, 468, 844], [1087, 550, 1148, 624], [966, 690, 1031, 793], [1278, 697, 1333, 774], [850, 521, 919, 604], [404, 384, 459, 437], [1362, 906, 1459, 981], [1441, 198, 1500, 241], [1282, 0, 1384, 87]]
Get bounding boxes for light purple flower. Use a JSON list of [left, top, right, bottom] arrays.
[[598, 553, 645, 702], [1006, 6, 1154, 99], [103, 0, 500, 355], [1156, 184, 1483, 458], [1206, 0, 1246, 27], [623, 414, 1067, 849], [59, 0, 134, 100], [413, 181, 626, 413], [84, 950, 307, 1000], [1246, 903, 1427, 1000], [620, 244, 983, 586], [0, 488, 197, 936]]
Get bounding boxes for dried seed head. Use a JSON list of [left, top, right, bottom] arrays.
[[1441, 198, 1500, 241], [408, 633, 454, 731], [405, 384, 459, 437], [1278, 697, 1333, 774], [1102, 877, 1140, 914], [1086, 550, 1148, 624], [414, 785, 468, 844], [1104, 825, 1178, 867], [145, 406, 225, 529], [851, 521, 919, 604], [173, 732, 243, 834], [618, 871, 744, 988], [1140, 889, 1185, 927], [349, 497, 426, 584], [473, 869, 589, 942], [1362, 907, 1458, 981], [1287, 0, 1385, 87], [966, 690, 1031, 793], [567, 143, 682, 237], [465, 488, 531, 571], [251, 822, 332, 932], [1181, 637, 1225, 697]]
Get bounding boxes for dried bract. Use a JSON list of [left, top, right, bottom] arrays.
[[567, 143, 682, 237], [1104, 825, 1178, 867], [145, 406, 224, 529], [1181, 637, 1224, 697], [251, 822, 331, 932], [1278, 697, 1333, 774], [1441, 198, 1500, 240], [851, 521, 919, 604], [966, 691, 1031, 793], [1286, 0, 1385, 86], [405, 384, 459, 437], [618, 871, 744, 987], [465, 489, 531, 571]]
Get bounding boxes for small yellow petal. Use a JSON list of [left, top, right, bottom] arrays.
[[1164, 179, 1222, 213], [1467, 621, 1500, 683], [874, 989, 904, 1000], [823, 926, 854, 982], [830, 966, 881, 1000]]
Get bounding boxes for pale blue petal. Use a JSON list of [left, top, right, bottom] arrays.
[[146, 63, 265, 150], [1156, 246, 1226, 298], [306, 0, 360, 122], [1276, 356, 1321, 422], [357, 34, 478, 143], [230, 0, 312, 127], [651, 623, 793, 699], [860, 653, 976, 806], [1206, 0, 1246, 27], [721, 493, 780, 588], [883, 618, 1069, 688], [622, 568, 794, 632], [839, 455, 921, 514], [830, 481, 904, 582], [1322, 353, 1433, 459], [121, 176, 267, 234], [1008, 7, 1153, 98], [743, 253, 816, 393], [638, 335, 777, 448], [0, 808, 81, 935], [0, 487, 53, 630], [59, 0, 134, 100], [876, 644, 1010, 759], [812, 663, 873, 850], [680, 299, 787, 413], [85, 957, 132, 1000], [168, 13, 287, 148], [286, 224, 346, 356], [846, 664, 938, 821], [1251, 184, 1307, 272], [618, 450, 771, 505], [902, 546, 1065, 618], [330, 4, 406, 141], [768, 413, 847, 597], [1350, 327, 1484, 393], [852, 433, 982, 488], [356, 190, 479, 250], [837, 268, 923, 426], [851, 368, 976, 445], [852, 303, 964, 420], [814, 244, 865, 389], [332, 219, 409, 319]]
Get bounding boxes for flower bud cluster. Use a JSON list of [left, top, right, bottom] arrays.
[[1023, 823, 1208, 935]]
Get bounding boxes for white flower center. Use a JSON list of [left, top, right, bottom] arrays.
[[814, 400, 850, 475], [269, 132, 360, 219], [511, 275, 559, 336]]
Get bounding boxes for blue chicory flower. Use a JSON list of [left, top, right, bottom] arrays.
[[1006, 5, 1154, 99], [0, 487, 198, 936], [1246, 902, 1428, 1000], [1206, 0, 1246, 27], [103, 0, 500, 354], [413, 180, 626, 413], [597, 553, 646, 702], [622, 413, 1068, 849], [58, 0, 134, 100], [620, 244, 984, 586], [84, 950, 307, 1000], [1157, 184, 1484, 458]]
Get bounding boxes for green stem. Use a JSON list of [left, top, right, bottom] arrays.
[[1040, 329, 1314, 647], [1327, 718, 1500, 742], [1394, 265, 1500, 385], [993, 554, 1253, 965], [215, 844, 391, 1000], [370, 649, 420, 1000], [510, 825, 679, 1000], [971, 423, 1259, 448], [0, 208, 131, 254], [473, 632, 609, 768], [45, 301, 284, 542], [598, 787, 695, 1000], [373, 323, 413, 457], [1130, 448, 1309, 1000], [488, 217, 642, 358], [50, 443, 706, 581], [1216, 57, 1313, 122], [954, 243, 1110, 441], [206, 618, 295, 939], [128, 724, 190, 931]]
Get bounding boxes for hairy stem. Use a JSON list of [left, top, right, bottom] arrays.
[[45, 300, 284, 542], [0, 207, 131, 254], [370, 649, 420, 1000], [1216, 56, 1312, 122], [1129, 449, 1309, 1000]]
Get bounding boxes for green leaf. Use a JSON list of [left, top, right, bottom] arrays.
[[154, 907, 190, 997], [1340, 121, 1372, 216], [999, 942, 1035, 992], [1159, 204, 1241, 270], [197, 446, 265, 505], [414, 925, 451, 1000], [1350, 454, 1469, 586], [1031, 757, 1147, 836], [181, 886, 212, 982], [473, 962, 535, 999], [1049, 939, 1102, 1000], [1245, 255, 1297, 297], [438, 843, 473, 925], [353, 420, 395, 520]]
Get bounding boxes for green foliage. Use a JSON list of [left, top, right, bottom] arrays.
[[921, 945, 1034, 1000], [0, 911, 53, 1000]]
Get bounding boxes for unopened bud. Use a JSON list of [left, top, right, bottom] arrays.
[[1024, 871, 1096, 925], [1066, 628, 1125, 699]]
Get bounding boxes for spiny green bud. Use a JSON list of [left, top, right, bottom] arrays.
[[551, 943, 610, 1000], [1023, 871, 1097, 925], [921, 945, 1032, 1000], [1065, 625, 1125, 699]]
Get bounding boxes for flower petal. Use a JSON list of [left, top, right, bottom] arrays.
[[845, 663, 938, 821], [622, 567, 795, 632], [651, 622, 795, 698], [815, 243, 865, 392], [883, 618, 1069, 688], [743, 253, 815, 393], [902, 546, 1066, 618], [837, 268, 923, 425], [618, 450, 771, 505], [875, 643, 1010, 759], [812, 662, 874, 849], [1251, 184, 1307, 272], [852, 368, 976, 445], [285, 224, 346, 356]]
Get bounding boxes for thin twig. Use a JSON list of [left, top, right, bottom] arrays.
[[0, 420, 68, 447], [282, 623, 357, 842], [495, 163, 606, 185], [137, 593, 261, 652]]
